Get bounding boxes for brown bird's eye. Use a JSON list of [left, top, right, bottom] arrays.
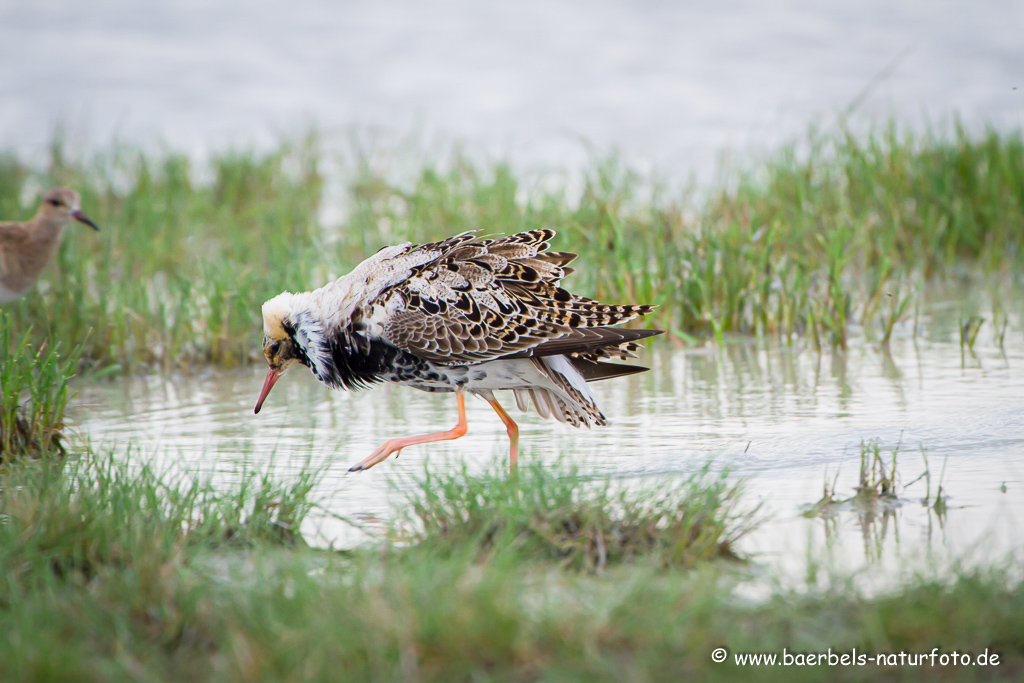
[[268, 341, 280, 355], [47, 198, 61, 207]]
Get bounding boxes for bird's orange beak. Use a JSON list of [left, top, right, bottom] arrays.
[[254, 368, 282, 414]]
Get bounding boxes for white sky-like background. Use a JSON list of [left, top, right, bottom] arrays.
[[1, 0, 1022, 179]]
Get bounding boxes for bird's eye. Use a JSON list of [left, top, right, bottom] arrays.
[[268, 341, 281, 356], [47, 198, 61, 207]]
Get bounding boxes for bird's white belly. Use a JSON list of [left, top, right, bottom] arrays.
[[463, 359, 548, 391], [393, 358, 546, 393]]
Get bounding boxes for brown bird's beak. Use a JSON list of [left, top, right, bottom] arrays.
[[71, 209, 100, 231], [254, 368, 282, 414]]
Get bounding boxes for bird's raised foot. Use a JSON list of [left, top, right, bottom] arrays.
[[348, 442, 404, 472], [346, 392, 467, 473]]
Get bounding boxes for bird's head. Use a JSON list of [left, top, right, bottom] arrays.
[[37, 188, 100, 230], [254, 292, 310, 413]]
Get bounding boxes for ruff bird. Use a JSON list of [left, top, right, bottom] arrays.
[[255, 229, 661, 473], [0, 188, 100, 304]]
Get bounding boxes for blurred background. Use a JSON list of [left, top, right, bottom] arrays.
[[2, 0, 1021, 181]]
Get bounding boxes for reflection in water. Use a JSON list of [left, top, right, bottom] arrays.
[[71, 325, 1024, 584]]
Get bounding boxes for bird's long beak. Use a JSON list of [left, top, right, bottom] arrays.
[[71, 209, 100, 231], [254, 368, 282, 414]]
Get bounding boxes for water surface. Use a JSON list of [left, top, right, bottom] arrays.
[[72, 309, 1024, 585]]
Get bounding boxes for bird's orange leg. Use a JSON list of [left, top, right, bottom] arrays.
[[349, 391, 468, 472], [486, 397, 519, 474]]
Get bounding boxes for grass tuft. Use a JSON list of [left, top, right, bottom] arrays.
[[396, 461, 751, 570], [0, 312, 81, 460], [0, 449, 319, 591]]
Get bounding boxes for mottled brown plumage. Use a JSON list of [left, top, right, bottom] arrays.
[[256, 229, 661, 474], [376, 229, 654, 363]]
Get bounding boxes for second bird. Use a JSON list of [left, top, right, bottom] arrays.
[[0, 187, 100, 304]]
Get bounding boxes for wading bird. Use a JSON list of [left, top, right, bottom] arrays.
[[255, 229, 660, 473], [0, 188, 100, 304]]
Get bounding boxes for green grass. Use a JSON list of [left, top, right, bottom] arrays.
[[396, 461, 750, 570], [0, 312, 81, 459], [805, 439, 952, 518], [346, 121, 1024, 348], [2, 453, 1022, 681], [0, 449, 318, 583], [1, 122, 1022, 372]]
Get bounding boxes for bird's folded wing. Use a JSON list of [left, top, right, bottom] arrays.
[[371, 229, 654, 364], [0, 222, 31, 249], [501, 327, 663, 360]]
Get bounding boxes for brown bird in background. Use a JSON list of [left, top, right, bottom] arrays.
[[0, 188, 99, 304]]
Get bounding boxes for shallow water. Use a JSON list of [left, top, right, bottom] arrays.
[[3, 1, 1023, 179], [71, 302, 1024, 585]]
